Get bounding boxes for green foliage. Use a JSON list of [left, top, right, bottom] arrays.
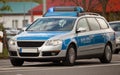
[[0, 5, 11, 11], [107, 12, 120, 21], [0, 24, 4, 31], [0, 0, 11, 12], [2, 0, 42, 4], [0, 23, 8, 59], [34, 0, 42, 4], [0, 0, 6, 3], [0, 47, 8, 59], [0, 0, 10, 59]]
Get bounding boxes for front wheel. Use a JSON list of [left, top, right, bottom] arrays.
[[10, 58, 24, 66], [99, 44, 112, 63], [63, 45, 76, 66]]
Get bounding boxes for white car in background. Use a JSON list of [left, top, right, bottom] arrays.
[[109, 21, 120, 54], [5, 28, 20, 40]]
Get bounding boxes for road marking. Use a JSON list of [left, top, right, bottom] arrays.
[[0, 61, 120, 73], [16, 74, 23, 75]]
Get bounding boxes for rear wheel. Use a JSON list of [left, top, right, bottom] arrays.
[[100, 44, 112, 63], [10, 58, 24, 66], [63, 45, 76, 66]]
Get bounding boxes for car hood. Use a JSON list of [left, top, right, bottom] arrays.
[[16, 31, 69, 41]]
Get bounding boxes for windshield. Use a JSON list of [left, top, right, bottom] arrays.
[[27, 18, 76, 31], [110, 23, 120, 31]]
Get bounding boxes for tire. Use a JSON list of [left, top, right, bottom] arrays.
[[63, 45, 76, 66], [10, 58, 24, 66], [100, 44, 112, 63]]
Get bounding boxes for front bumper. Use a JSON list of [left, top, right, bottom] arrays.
[[8, 48, 67, 61], [8, 39, 67, 61], [9, 56, 65, 62]]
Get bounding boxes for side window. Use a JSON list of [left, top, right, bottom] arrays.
[[96, 18, 108, 29], [87, 18, 100, 30], [77, 18, 90, 31], [12, 20, 18, 29]]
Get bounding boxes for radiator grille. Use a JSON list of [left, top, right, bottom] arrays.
[[19, 53, 39, 57], [17, 41, 44, 47]]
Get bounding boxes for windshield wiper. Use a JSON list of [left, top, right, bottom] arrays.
[[27, 30, 35, 31]]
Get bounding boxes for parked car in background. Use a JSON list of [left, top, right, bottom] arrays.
[[109, 21, 120, 54], [5, 28, 20, 40]]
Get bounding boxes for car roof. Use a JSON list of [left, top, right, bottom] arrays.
[[109, 21, 120, 24], [43, 12, 103, 17], [39, 16, 77, 18]]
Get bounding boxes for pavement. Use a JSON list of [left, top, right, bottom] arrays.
[[0, 54, 120, 75]]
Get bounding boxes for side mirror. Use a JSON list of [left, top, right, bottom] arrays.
[[77, 27, 86, 33], [17, 27, 27, 34]]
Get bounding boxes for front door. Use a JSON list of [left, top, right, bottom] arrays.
[[76, 18, 94, 56]]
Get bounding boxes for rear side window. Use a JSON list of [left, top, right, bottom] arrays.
[[87, 18, 100, 30], [96, 18, 108, 29]]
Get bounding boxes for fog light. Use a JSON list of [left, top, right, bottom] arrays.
[[42, 50, 60, 56]]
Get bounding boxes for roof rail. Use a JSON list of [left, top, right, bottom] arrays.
[[78, 12, 100, 16]]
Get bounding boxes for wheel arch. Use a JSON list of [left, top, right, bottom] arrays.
[[66, 42, 77, 58], [106, 41, 113, 53]]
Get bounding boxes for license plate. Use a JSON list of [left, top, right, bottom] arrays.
[[19, 48, 38, 53]]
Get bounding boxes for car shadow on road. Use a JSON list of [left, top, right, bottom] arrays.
[[21, 59, 102, 67]]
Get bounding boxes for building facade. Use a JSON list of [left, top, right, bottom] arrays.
[[0, 2, 40, 29]]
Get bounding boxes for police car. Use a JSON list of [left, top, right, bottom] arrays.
[[8, 6, 116, 66]]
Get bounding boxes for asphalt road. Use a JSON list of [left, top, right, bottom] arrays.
[[0, 54, 120, 75]]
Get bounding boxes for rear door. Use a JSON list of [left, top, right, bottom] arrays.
[[86, 17, 105, 54]]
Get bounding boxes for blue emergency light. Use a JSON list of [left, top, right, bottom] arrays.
[[43, 6, 84, 17], [45, 12, 78, 17]]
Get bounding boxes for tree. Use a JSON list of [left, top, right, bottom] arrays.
[[98, 0, 109, 18], [53, 0, 99, 12], [0, 0, 11, 49], [0, 0, 11, 13], [52, 0, 109, 16]]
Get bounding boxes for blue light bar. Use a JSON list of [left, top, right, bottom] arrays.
[[44, 12, 78, 17], [43, 6, 84, 17], [48, 7, 54, 12], [47, 6, 84, 13], [76, 7, 84, 13]]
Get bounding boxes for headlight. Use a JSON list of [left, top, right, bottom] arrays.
[[9, 39, 16, 45], [46, 39, 62, 46]]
